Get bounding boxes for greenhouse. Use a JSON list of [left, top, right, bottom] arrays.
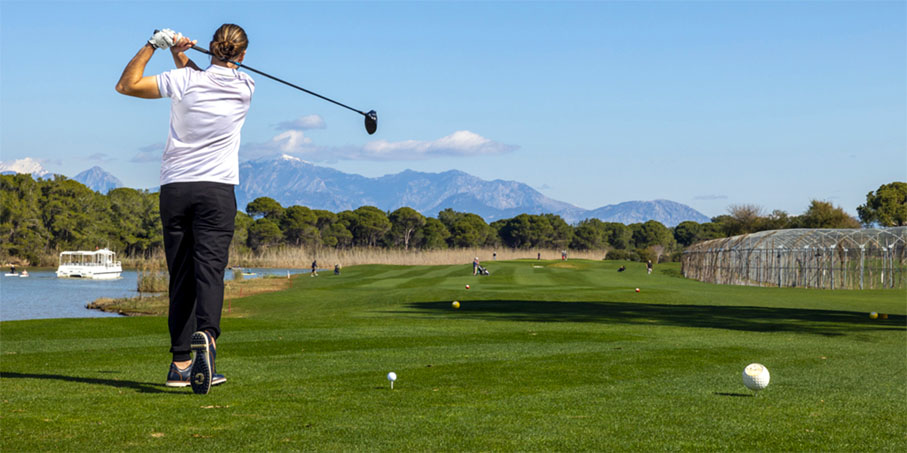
[[682, 227, 907, 290]]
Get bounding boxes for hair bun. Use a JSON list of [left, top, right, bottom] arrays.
[[212, 41, 238, 61], [211, 24, 248, 62]]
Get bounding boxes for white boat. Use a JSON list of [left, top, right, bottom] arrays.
[[56, 249, 122, 279]]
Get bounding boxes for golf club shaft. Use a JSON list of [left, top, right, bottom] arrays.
[[190, 45, 368, 117]]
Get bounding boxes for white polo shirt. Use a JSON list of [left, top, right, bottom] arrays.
[[156, 65, 255, 185]]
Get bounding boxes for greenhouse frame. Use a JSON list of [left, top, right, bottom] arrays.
[[682, 227, 907, 290]]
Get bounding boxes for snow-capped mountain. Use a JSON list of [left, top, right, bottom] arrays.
[[0, 157, 49, 178]]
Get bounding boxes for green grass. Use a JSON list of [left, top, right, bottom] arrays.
[[2, 260, 905, 451]]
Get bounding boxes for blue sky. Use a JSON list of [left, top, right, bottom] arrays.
[[1, 1, 904, 218]]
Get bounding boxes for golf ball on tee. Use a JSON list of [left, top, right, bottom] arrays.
[[387, 372, 397, 382], [452, 301, 460, 309], [742, 363, 770, 391]]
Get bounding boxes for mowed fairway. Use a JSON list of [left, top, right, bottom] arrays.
[[2, 260, 905, 451]]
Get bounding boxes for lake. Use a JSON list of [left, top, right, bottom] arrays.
[[0, 268, 310, 322]]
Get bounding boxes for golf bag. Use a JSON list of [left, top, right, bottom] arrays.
[[477, 265, 490, 276]]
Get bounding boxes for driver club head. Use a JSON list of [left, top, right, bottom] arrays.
[[365, 110, 378, 135]]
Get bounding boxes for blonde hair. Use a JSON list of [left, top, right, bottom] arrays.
[[210, 24, 248, 62]]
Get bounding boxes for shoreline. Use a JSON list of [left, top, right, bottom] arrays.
[[85, 273, 296, 317]]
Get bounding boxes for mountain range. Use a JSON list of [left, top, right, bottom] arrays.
[[0, 155, 710, 226], [236, 155, 710, 226]]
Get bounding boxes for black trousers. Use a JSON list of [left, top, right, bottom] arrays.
[[160, 182, 236, 362]]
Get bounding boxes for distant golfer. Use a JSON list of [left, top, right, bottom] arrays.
[[647, 259, 653, 275], [473, 257, 480, 276], [116, 24, 254, 394], [311, 260, 318, 276]]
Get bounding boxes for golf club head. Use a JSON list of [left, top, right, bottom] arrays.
[[365, 110, 378, 135]]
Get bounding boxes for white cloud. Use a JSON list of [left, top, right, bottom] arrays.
[[243, 118, 517, 162], [276, 114, 326, 131], [131, 143, 164, 163], [358, 130, 516, 160], [241, 129, 317, 160], [694, 194, 729, 201], [88, 153, 115, 163], [272, 130, 313, 152]]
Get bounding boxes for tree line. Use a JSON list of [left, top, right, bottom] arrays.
[[1, 173, 903, 265]]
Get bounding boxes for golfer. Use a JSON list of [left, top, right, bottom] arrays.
[[116, 25, 254, 394]]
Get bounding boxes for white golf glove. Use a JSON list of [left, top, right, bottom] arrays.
[[148, 28, 183, 50]]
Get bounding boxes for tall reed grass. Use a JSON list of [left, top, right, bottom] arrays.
[[230, 247, 609, 268], [121, 251, 166, 270], [136, 258, 169, 293]]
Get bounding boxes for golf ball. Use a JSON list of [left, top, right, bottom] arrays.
[[465, 284, 470, 289], [742, 363, 770, 391], [869, 312, 878, 319], [387, 372, 397, 382], [452, 301, 460, 309], [635, 288, 640, 293]]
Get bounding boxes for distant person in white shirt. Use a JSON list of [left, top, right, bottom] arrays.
[[116, 24, 254, 395]]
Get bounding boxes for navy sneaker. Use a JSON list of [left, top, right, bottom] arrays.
[[190, 331, 214, 394], [210, 348, 226, 386], [165, 362, 192, 388]]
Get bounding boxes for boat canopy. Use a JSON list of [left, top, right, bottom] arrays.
[[59, 249, 119, 265]]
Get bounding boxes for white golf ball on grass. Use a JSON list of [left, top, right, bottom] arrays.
[[742, 363, 770, 395], [387, 372, 397, 389]]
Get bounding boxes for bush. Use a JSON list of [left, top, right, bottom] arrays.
[[636, 248, 656, 264], [605, 249, 637, 261]]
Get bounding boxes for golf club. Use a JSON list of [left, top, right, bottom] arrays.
[[191, 45, 378, 135]]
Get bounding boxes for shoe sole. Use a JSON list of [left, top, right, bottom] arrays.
[[190, 332, 212, 395], [165, 381, 191, 388], [212, 376, 227, 386]]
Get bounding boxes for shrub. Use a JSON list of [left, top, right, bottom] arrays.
[[605, 249, 637, 261]]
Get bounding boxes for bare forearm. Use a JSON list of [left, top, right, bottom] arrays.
[[171, 49, 201, 71], [115, 43, 160, 98]]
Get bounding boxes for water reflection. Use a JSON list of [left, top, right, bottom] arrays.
[[0, 268, 309, 321]]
